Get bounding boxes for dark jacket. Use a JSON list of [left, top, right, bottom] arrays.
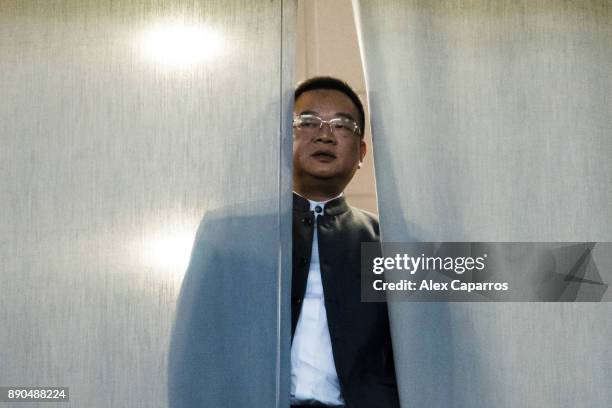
[[292, 193, 400, 408]]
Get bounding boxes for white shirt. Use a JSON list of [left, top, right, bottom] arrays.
[[290, 194, 345, 406]]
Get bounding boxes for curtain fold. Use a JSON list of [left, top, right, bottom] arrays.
[[353, 1, 612, 406], [0, 1, 294, 406]]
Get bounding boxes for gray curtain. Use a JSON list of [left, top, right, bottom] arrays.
[[353, 1, 612, 407], [0, 1, 294, 407]]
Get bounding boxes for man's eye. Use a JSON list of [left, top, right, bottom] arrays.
[[301, 121, 319, 128], [330, 121, 351, 131]]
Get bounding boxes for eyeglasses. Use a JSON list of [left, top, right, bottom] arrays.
[[293, 114, 361, 138]]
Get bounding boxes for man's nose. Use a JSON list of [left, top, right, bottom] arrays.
[[314, 123, 336, 143]]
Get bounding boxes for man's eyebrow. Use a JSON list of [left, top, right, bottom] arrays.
[[298, 110, 320, 116], [297, 110, 357, 121], [334, 112, 357, 122]]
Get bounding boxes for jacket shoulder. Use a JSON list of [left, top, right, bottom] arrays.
[[348, 206, 380, 238]]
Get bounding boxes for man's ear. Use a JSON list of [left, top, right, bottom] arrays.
[[359, 139, 367, 163]]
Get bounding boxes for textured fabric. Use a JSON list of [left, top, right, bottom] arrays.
[[353, 1, 612, 407], [0, 1, 295, 407]]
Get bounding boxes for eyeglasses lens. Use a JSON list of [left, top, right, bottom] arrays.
[[295, 116, 356, 137]]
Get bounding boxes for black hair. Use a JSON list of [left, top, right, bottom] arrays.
[[294, 76, 365, 137]]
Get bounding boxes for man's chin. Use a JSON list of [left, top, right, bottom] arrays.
[[308, 172, 336, 180]]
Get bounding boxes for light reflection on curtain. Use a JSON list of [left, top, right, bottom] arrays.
[[353, 1, 612, 407], [0, 1, 294, 407]]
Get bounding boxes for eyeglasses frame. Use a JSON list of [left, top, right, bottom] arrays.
[[292, 113, 362, 137]]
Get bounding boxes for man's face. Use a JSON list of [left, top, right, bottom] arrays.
[[293, 89, 366, 195]]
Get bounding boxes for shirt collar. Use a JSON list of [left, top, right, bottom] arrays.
[[292, 191, 350, 216]]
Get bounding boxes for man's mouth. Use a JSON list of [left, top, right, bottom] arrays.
[[311, 150, 336, 162]]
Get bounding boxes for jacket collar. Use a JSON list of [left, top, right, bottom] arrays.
[[292, 192, 350, 216]]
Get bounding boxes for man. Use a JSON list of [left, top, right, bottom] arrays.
[[291, 77, 400, 408]]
